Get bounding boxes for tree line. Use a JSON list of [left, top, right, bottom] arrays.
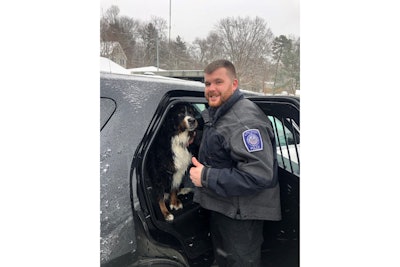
[[100, 5, 300, 93]]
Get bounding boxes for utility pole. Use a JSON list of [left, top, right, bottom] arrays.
[[156, 32, 159, 71], [169, 0, 171, 44], [168, 0, 172, 65]]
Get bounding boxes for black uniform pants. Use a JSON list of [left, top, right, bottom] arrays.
[[210, 211, 264, 267]]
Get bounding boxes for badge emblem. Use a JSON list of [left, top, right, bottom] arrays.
[[242, 129, 263, 152]]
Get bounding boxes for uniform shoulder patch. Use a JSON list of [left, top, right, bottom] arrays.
[[242, 129, 263, 152]]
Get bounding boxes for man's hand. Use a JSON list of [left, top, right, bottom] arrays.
[[190, 157, 204, 187]]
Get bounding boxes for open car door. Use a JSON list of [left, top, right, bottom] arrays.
[[134, 93, 300, 267], [249, 95, 300, 266]]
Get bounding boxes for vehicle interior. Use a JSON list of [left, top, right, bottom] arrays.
[[139, 97, 300, 266]]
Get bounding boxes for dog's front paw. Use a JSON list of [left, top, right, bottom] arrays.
[[165, 213, 174, 222], [178, 187, 193, 195], [170, 200, 183, 211]]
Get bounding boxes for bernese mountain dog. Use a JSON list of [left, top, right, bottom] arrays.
[[148, 102, 199, 222]]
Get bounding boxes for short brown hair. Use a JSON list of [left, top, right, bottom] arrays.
[[204, 59, 237, 79]]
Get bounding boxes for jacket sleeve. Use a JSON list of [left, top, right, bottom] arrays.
[[201, 123, 277, 197]]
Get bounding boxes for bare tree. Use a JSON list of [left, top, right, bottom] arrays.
[[192, 32, 224, 66], [148, 16, 168, 41], [100, 5, 142, 68], [215, 16, 274, 90], [102, 5, 119, 25], [100, 5, 300, 91]]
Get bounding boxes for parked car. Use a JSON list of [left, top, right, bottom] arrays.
[[100, 71, 300, 267]]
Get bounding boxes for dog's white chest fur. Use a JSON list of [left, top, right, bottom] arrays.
[[171, 131, 192, 189]]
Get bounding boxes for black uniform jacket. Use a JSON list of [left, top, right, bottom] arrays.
[[193, 89, 281, 221]]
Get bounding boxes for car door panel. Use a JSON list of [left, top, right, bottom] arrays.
[[249, 97, 300, 267]]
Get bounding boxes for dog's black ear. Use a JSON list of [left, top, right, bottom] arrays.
[[170, 116, 178, 131], [164, 110, 177, 132], [169, 104, 182, 130]]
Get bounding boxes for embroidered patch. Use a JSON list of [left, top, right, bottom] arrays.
[[242, 129, 263, 152]]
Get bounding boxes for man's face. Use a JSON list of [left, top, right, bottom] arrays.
[[204, 67, 238, 108]]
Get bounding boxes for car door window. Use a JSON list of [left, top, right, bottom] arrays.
[[269, 116, 300, 176]]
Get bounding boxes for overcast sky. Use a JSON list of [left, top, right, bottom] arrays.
[[100, 0, 299, 43]]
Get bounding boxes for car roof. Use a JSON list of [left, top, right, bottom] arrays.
[[101, 72, 205, 93], [100, 72, 206, 126]]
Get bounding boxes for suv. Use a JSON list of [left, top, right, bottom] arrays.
[[100, 72, 300, 266]]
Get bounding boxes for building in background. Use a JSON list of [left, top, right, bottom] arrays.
[[100, 42, 127, 68]]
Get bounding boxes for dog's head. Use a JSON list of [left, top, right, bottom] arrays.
[[168, 103, 198, 133]]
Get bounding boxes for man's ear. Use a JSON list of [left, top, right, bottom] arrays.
[[232, 78, 239, 90]]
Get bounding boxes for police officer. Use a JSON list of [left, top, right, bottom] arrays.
[[190, 59, 281, 267]]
